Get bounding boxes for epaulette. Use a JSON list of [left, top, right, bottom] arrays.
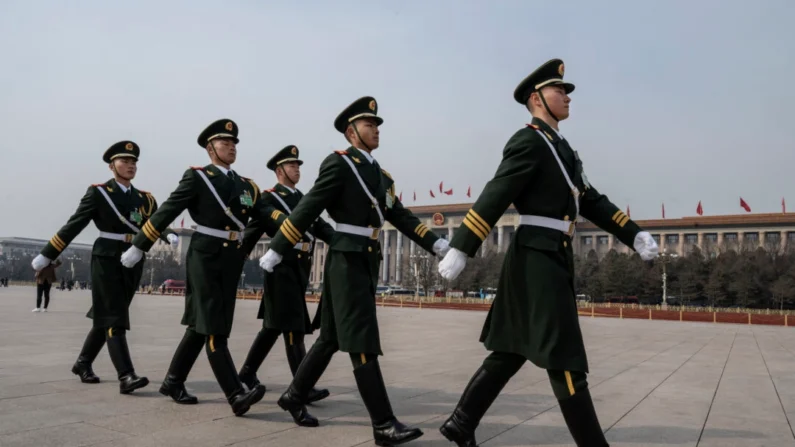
[[381, 168, 393, 180], [527, 124, 540, 130], [138, 189, 151, 195], [264, 188, 275, 193], [190, 166, 205, 171], [334, 150, 348, 155], [91, 183, 105, 187]]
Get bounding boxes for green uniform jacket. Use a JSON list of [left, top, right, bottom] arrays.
[[131, 165, 286, 337], [450, 118, 644, 373], [242, 183, 335, 334], [41, 178, 173, 329], [267, 147, 440, 355]]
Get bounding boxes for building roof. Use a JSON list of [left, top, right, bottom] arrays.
[[0, 237, 93, 250]]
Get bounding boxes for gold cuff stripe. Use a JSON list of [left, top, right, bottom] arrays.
[[209, 335, 216, 353], [360, 353, 367, 365], [463, 217, 487, 241], [143, 221, 160, 237], [467, 210, 491, 233], [612, 210, 623, 222], [415, 224, 430, 237], [283, 220, 302, 242], [50, 235, 66, 251], [271, 210, 284, 221], [108, 328, 114, 338], [418, 227, 429, 238], [565, 371, 575, 396], [414, 223, 423, 234], [142, 222, 158, 242], [280, 227, 299, 245], [289, 332, 294, 346], [618, 215, 630, 228], [465, 212, 490, 236]]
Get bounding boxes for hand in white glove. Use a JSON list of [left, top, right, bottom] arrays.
[[121, 246, 144, 268], [31, 254, 52, 271], [438, 248, 468, 280], [633, 231, 659, 261], [167, 233, 179, 247], [259, 249, 283, 272], [433, 238, 451, 257]]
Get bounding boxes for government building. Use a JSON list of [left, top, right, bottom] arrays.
[[153, 203, 795, 290]]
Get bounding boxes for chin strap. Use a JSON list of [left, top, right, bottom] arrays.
[[537, 90, 560, 122]]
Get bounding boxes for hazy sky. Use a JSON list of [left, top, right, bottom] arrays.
[[2, 0, 793, 244]]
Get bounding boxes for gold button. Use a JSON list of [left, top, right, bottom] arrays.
[[368, 247, 372, 252], [297, 254, 302, 259], [237, 244, 241, 249], [223, 242, 229, 247], [242, 209, 246, 214], [563, 215, 570, 221], [225, 226, 231, 230], [563, 241, 568, 247]]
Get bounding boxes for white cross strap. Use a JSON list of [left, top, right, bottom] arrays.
[[195, 170, 246, 231], [534, 129, 580, 219], [96, 186, 141, 234], [338, 154, 384, 226], [271, 192, 314, 241]]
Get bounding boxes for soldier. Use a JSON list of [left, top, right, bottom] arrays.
[[436, 59, 659, 447], [238, 145, 334, 404], [120, 119, 286, 417], [31, 141, 178, 393], [259, 96, 450, 446]]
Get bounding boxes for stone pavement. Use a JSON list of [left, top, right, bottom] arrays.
[[0, 285, 794, 446]]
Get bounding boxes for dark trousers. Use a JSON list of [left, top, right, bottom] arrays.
[[36, 281, 52, 309]]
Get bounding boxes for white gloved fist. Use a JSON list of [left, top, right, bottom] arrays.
[[433, 238, 451, 257], [438, 248, 468, 281], [634, 231, 659, 261], [167, 233, 179, 247], [31, 254, 52, 271], [120, 246, 144, 268], [259, 249, 283, 272]]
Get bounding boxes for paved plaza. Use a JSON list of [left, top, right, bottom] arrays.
[[0, 285, 794, 446]]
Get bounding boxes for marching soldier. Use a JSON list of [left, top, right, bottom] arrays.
[[120, 119, 287, 416], [436, 59, 660, 447], [31, 141, 179, 393], [259, 97, 450, 446], [238, 145, 334, 403]]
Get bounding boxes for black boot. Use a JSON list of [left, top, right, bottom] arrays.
[[159, 329, 204, 405], [207, 336, 265, 416], [238, 330, 279, 392], [439, 366, 512, 447], [71, 327, 105, 384], [285, 334, 330, 404], [558, 389, 610, 447], [277, 341, 336, 427], [354, 359, 423, 446], [106, 329, 149, 394]]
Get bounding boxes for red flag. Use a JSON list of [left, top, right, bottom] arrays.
[[662, 202, 665, 219], [782, 197, 786, 213], [180, 218, 185, 228], [439, 181, 443, 193], [626, 205, 630, 218], [399, 191, 402, 202], [696, 201, 703, 216], [413, 191, 416, 202], [429, 190, 436, 198], [444, 188, 453, 195], [740, 197, 751, 212], [466, 186, 471, 198]]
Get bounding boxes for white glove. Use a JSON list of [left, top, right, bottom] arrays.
[[167, 233, 179, 247], [259, 249, 283, 272], [438, 248, 468, 280], [433, 238, 451, 257], [31, 254, 52, 271], [633, 231, 659, 261], [121, 246, 144, 268]]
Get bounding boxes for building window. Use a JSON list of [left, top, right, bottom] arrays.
[[320, 272, 323, 281], [788, 232, 795, 241], [652, 235, 661, 245], [686, 234, 698, 244], [744, 232, 759, 242], [666, 234, 679, 244], [597, 236, 608, 245], [705, 233, 718, 243], [765, 233, 781, 243], [724, 233, 738, 241], [582, 236, 593, 245]]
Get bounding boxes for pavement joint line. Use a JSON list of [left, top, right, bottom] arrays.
[[696, 331, 737, 446], [752, 328, 795, 440]]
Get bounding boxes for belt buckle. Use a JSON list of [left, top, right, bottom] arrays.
[[229, 231, 238, 241], [124, 234, 133, 243], [370, 228, 380, 240]]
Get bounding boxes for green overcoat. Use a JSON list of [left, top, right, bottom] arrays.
[[267, 147, 440, 355], [40, 178, 173, 329], [131, 165, 285, 337], [450, 118, 644, 373]]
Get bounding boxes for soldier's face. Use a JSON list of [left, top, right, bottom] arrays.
[[209, 138, 237, 164], [279, 162, 301, 184], [111, 157, 137, 180], [351, 118, 380, 150], [541, 85, 571, 120]]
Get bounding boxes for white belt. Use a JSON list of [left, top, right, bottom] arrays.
[[195, 224, 241, 241], [518, 215, 575, 236], [336, 223, 381, 239], [294, 242, 312, 252], [98, 231, 135, 242]]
